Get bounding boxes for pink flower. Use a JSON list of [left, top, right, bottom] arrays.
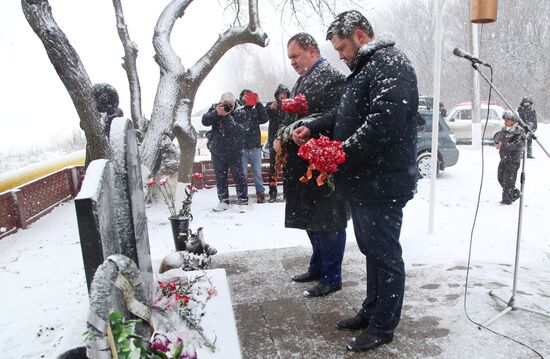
[[150, 334, 170, 352], [207, 288, 218, 297], [147, 177, 157, 187], [159, 177, 169, 186]]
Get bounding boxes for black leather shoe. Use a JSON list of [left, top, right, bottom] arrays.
[[303, 282, 341, 297], [291, 272, 320, 283], [337, 315, 370, 330], [347, 332, 393, 352]]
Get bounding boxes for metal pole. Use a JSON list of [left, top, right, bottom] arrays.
[[428, 0, 443, 234], [471, 23, 482, 149]]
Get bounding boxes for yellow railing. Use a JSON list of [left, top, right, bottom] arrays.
[[0, 150, 85, 193]]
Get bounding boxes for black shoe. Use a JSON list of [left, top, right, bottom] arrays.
[[527, 155, 535, 159], [268, 195, 277, 203], [500, 200, 512, 205], [291, 272, 320, 283], [347, 332, 393, 352], [337, 315, 370, 330], [512, 189, 521, 202], [303, 282, 341, 297]]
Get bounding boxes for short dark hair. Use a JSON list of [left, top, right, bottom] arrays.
[[326, 10, 374, 40], [287, 32, 320, 54]]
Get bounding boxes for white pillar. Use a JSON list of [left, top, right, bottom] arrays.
[[471, 23, 482, 149], [428, 0, 444, 234]]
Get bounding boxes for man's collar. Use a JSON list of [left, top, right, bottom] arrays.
[[302, 58, 325, 79]]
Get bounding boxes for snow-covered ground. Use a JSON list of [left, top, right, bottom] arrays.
[[0, 125, 549, 358]]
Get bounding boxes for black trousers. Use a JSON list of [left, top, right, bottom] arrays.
[[348, 199, 406, 339], [211, 152, 248, 203], [268, 148, 278, 198], [497, 159, 520, 203]]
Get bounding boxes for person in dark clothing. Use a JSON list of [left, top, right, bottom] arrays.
[[273, 32, 348, 298], [493, 111, 525, 205], [292, 11, 419, 352], [266, 84, 291, 202], [202, 92, 248, 212], [234, 89, 269, 203], [517, 96, 537, 158], [91, 83, 124, 138]]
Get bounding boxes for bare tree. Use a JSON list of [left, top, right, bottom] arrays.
[[21, 0, 109, 164]]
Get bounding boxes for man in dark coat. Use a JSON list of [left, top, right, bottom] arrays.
[[517, 96, 537, 158], [292, 11, 419, 352], [234, 89, 269, 203], [202, 92, 248, 211], [273, 32, 348, 298], [493, 111, 525, 204], [266, 84, 290, 202]]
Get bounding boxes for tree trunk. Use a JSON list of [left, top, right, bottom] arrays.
[[140, 0, 269, 182], [21, 0, 109, 163]]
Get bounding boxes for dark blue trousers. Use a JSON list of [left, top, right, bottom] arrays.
[[349, 200, 406, 338], [211, 152, 248, 203], [306, 229, 346, 285]]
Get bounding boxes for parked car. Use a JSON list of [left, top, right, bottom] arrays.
[[416, 109, 459, 178], [444, 103, 505, 143], [419, 95, 447, 118]]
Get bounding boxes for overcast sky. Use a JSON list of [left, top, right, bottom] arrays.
[[0, 0, 379, 151]]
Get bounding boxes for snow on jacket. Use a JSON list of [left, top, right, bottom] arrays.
[[493, 124, 525, 162], [278, 59, 348, 231], [517, 104, 537, 132], [233, 103, 269, 149], [306, 36, 419, 203], [202, 106, 244, 158]]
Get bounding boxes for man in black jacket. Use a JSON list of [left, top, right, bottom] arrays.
[[266, 84, 290, 202], [517, 96, 537, 158], [274, 33, 348, 298], [493, 111, 525, 204], [234, 89, 269, 203], [202, 92, 248, 211], [292, 11, 419, 352]]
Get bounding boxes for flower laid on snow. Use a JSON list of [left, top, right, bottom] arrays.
[[150, 332, 197, 359], [297, 135, 346, 189], [152, 274, 217, 351], [147, 172, 203, 219]]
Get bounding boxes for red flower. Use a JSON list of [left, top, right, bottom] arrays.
[[176, 294, 190, 304], [281, 94, 308, 116], [159, 177, 168, 186], [191, 172, 203, 181], [147, 177, 157, 187], [158, 281, 177, 292], [186, 184, 198, 191], [297, 136, 346, 186], [207, 288, 218, 297]]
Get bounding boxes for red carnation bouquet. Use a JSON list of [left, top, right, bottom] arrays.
[[281, 93, 308, 115], [297, 135, 346, 190]]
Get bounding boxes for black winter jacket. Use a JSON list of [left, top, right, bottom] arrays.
[[279, 59, 348, 231], [202, 106, 244, 158], [493, 124, 525, 162], [517, 105, 537, 132], [233, 103, 269, 149], [306, 37, 419, 204]]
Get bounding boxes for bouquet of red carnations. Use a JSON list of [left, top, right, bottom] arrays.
[[281, 93, 308, 116], [297, 135, 346, 189]]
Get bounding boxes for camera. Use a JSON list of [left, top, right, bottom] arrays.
[[222, 104, 233, 112]]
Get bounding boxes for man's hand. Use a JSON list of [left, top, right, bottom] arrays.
[[269, 101, 278, 110], [292, 126, 311, 146], [273, 138, 282, 154], [215, 104, 230, 117], [495, 142, 501, 150]]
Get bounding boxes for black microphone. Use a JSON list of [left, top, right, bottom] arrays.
[[452, 48, 490, 67]]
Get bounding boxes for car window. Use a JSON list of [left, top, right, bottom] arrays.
[[458, 109, 472, 120]]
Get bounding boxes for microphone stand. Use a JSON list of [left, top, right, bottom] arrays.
[[470, 63, 550, 327]]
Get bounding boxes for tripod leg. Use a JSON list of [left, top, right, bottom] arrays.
[[482, 306, 513, 328]]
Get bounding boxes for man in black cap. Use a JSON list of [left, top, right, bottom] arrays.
[[517, 96, 537, 158]]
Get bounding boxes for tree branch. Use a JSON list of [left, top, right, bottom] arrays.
[[21, 0, 109, 162]]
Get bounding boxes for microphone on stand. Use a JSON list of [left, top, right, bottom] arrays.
[[452, 48, 491, 67]]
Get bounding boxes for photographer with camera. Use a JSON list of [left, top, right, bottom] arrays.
[[202, 92, 249, 212], [234, 89, 269, 203]]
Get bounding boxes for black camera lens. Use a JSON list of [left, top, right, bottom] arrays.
[[223, 104, 232, 112]]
